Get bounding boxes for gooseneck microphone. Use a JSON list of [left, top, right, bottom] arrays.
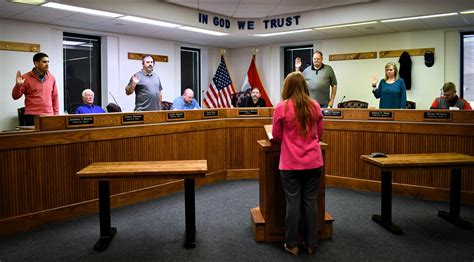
[[109, 92, 121, 108]]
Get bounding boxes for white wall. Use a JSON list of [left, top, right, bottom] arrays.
[[0, 19, 220, 131], [0, 18, 471, 131], [230, 28, 470, 110], [0, 19, 64, 131]]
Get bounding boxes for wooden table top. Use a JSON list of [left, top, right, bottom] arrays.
[[77, 160, 208, 180], [360, 153, 474, 168]]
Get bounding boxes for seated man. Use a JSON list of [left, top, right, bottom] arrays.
[[238, 87, 266, 107], [431, 82, 472, 110], [75, 89, 106, 114], [171, 88, 200, 110]]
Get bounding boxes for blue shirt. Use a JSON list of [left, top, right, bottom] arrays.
[[373, 78, 407, 109], [75, 104, 106, 114], [171, 96, 200, 110]]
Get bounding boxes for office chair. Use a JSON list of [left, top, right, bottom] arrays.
[[406, 101, 416, 109], [231, 91, 250, 107], [337, 100, 369, 108], [17, 107, 26, 126], [161, 101, 173, 110]]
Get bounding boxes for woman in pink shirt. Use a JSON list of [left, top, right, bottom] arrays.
[[272, 72, 324, 256]]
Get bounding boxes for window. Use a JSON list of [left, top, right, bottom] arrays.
[[180, 47, 201, 104], [63, 33, 101, 114], [283, 45, 313, 78], [461, 32, 474, 102]]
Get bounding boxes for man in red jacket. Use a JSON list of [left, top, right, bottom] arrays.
[[430, 82, 472, 110], [12, 52, 59, 125]]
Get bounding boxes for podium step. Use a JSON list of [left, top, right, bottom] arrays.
[[251, 207, 334, 241]]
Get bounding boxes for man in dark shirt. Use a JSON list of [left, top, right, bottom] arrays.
[[239, 87, 266, 107]]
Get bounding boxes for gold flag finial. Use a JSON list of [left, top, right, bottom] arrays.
[[220, 48, 226, 55], [252, 48, 258, 56]]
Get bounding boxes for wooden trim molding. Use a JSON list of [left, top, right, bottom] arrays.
[[329, 52, 377, 61], [128, 52, 168, 62], [0, 41, 40, 52], [379, 48, 434, 58]]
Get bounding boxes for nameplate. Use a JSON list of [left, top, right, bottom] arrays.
[[423, 111, 452, 121], [122, 114, 144, 124], [369, 111, 393, 119], [322, 109, 343, 118], [203, 110, 219, 118], [167, 112, 186, 121], [238, 109, 259, 116], [66, 116, 94, 128]]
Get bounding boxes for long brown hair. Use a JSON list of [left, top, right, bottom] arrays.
[[281, 72, 317, 137]]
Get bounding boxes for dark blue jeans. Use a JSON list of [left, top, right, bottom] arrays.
[[280, 168, 322, 248]]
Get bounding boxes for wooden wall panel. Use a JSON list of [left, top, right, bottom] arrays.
[[226, 126, 269, 170], [324, 123, 474, 192], [1, 109, 473, 234], [0, 126, 227, 219]]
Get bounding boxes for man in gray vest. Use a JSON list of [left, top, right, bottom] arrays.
[[295, 51, 338, 108], [125, 54, 163, 111]]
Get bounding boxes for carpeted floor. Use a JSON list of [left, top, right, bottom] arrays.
[[1, 180, 473, 261]]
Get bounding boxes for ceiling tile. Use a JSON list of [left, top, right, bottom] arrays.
[[349, 22, 397, 35], [269, 5, 321, 16], [172, 2, 199, 9], [460, 13, 474, 25], [380, 20, 434, 32], [17, 5, 74, 20], [315, 27, 367, 37], [61, 13, 116, 25], [0, 1, 35, 17], [198, 3, 238, 17], [422, 15, 471, 28], [198, 0, 239, 3]]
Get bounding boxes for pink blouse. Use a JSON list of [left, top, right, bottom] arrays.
[[272, 99, 324, 170]]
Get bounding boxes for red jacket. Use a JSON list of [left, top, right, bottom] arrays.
[[12, 69, 59, 115]]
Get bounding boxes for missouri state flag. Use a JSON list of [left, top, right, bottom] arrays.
[[241, 54, 273, 107], [203, 55, 236, 108]]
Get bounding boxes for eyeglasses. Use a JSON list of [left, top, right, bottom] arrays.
[[443, 91, 455, 98]]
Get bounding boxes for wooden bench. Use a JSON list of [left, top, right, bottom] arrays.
[[361, 153, 474, 234], [77, 160, 207, 251]]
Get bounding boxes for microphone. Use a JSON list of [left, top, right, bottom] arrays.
[[336, 96, 346, 108], [338, 96, 346, 108], [109, 91, 121, 107], [340, 96, 346, 103]]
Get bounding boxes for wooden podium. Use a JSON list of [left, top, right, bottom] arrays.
[[251, 126, 333, 242]]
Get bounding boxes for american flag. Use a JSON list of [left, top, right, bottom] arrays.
[[203, 55, 236, 108]]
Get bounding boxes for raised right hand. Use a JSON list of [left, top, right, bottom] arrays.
[[371, 75, 378, 87], [131, 74, 139, 84], [16, 71, 25, 85], [295, 57, 302, 71]]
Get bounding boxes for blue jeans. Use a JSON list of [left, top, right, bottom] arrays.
[[280, 168, 322, 248]]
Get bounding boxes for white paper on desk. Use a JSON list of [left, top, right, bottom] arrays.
[[449, 107, 460, 110], [264, 125, 273, 140]]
